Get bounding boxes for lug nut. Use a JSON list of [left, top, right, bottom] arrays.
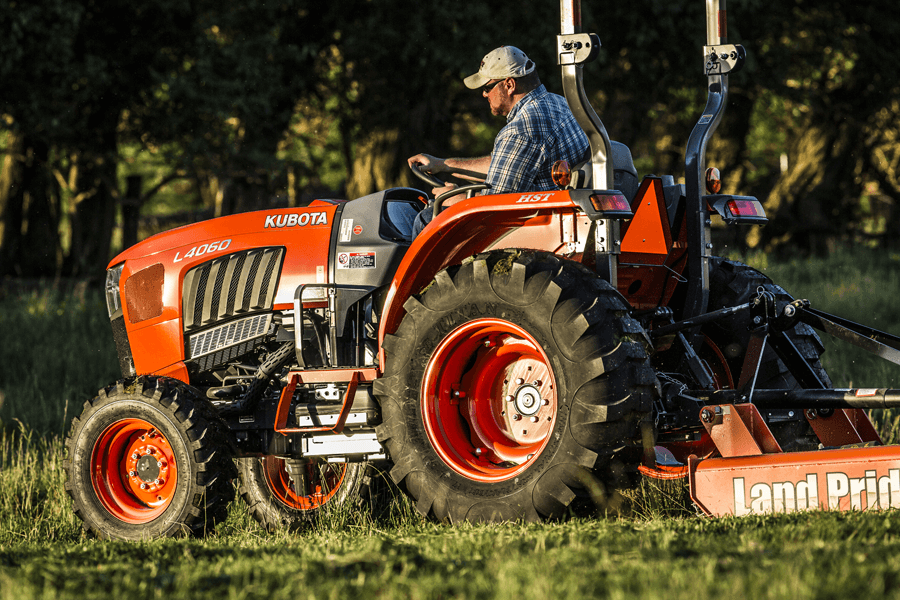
[[542, 399, 550, 406], [131, 453, 139, 460], [506, 395, 514, 402], [530, 416, 539, 423], [140, 483, 147, 490], [129, 471, 137, 477], [701, 409, 714, 423], [534, 380, 542, 387], [512, 414, 522, 421], [157, 461, 163, 468], [515, 378, 525, 385], [156, 479, 164, 485]]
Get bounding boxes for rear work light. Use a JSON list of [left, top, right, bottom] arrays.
[[706, 194, 768, 225]]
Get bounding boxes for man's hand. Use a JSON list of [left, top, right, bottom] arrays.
[[432, 182, 466, 206], [408, 153, 446, 174]]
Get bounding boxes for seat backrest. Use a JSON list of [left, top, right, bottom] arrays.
[[570, 141, 639, 201]]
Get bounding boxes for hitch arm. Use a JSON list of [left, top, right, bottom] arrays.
[[797, 306, 900, 366]]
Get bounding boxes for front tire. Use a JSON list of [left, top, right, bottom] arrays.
[[64, 376, 236, 540], [375, 251, 657, 523]]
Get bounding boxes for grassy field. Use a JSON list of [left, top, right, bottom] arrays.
[[1, 246, 900, 599]]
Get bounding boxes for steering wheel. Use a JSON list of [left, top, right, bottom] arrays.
[[410, 164, 492, 217]]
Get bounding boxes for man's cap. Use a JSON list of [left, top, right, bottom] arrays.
[[463, 46, 535, 90]]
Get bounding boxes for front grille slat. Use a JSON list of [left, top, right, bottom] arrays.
[[182, 247, 285, 332]]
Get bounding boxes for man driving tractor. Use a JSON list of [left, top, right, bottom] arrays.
[[408, 45, 588, 234]]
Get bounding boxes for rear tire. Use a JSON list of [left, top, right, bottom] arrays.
[[706, 258, 831, 451], [236, 458, 372, 531], [64, 376, 236, 540], [375, 250, 657, 523]]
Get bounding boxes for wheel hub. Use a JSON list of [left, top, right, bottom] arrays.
[[513, 384, 542, 416], [135, 454, 161, 482]]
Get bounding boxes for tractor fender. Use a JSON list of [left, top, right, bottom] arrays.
[[376, 189, 587, 348]]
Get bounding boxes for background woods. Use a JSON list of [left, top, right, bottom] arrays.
[[0, 0, 898, 279]]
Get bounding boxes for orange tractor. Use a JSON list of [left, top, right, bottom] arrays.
[[65, 0, 900, 539]]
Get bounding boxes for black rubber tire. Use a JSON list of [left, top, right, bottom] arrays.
[[705, 258, 832, 451], [374, 250, 658, 523], [236, 458, 374, 531], [64, 376, 236, 540]]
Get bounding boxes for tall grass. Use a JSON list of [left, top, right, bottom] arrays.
[[0, 283, 120, 436]]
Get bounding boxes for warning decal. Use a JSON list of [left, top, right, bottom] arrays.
[[339, 219, 354, 242], [337, 251, 376, 269]]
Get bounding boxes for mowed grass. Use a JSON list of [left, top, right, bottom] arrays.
[[2, 246, 900, 599]]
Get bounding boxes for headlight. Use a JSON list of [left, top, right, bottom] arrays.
[[105, 263, 124, 318]]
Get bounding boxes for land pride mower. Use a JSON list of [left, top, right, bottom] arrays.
[[65, 0, 900, 540]]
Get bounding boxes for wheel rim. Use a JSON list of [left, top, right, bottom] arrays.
[[262, 457, 347, 510], [90, 418, 178, 524], [700, 335, 735, 390], [422, 318, 557, 482]]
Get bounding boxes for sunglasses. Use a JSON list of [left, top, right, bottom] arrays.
[[482, 79, 504, 94]]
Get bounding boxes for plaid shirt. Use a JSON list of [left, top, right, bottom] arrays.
[[485, 84, 589, 194]]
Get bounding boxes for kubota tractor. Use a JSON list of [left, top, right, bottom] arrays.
[[65, 0, 900, 540]]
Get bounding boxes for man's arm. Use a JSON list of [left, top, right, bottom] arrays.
[[407, 154, 489, 182]]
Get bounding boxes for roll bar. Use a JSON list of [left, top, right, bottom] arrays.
[[558, 0, 618, 284], [557, 0, 745, 311]]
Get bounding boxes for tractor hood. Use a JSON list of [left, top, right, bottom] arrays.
[[107, 204, 338, 268]]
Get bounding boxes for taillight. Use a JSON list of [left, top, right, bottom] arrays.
[[590, 191, 631, 214], [726, 199, 765, 218], [706, 194, 767, 224]]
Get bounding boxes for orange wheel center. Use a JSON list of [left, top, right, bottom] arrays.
[[90, 419, 178, 524], [422, 318, 557, 482]]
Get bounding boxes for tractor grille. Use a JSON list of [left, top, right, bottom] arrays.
[[187, 313, 273, 371], [182, 247, 284, 332]]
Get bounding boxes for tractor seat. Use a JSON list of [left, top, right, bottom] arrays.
[[569, 141, 639, 202]]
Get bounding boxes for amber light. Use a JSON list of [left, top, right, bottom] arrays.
[[705, 167, 722, 194], [726, 199, 764, 217], [590, 192, 630, 213], [552, 160, 571, 188]]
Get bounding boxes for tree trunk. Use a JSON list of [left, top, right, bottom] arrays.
[[121, 174, 142, 250], [0, 131, 25, 277], [65, 152, 118, 278], [19, 139, 60, 276], [0, 133, 60, 277], [754, 119, 864, 255]]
